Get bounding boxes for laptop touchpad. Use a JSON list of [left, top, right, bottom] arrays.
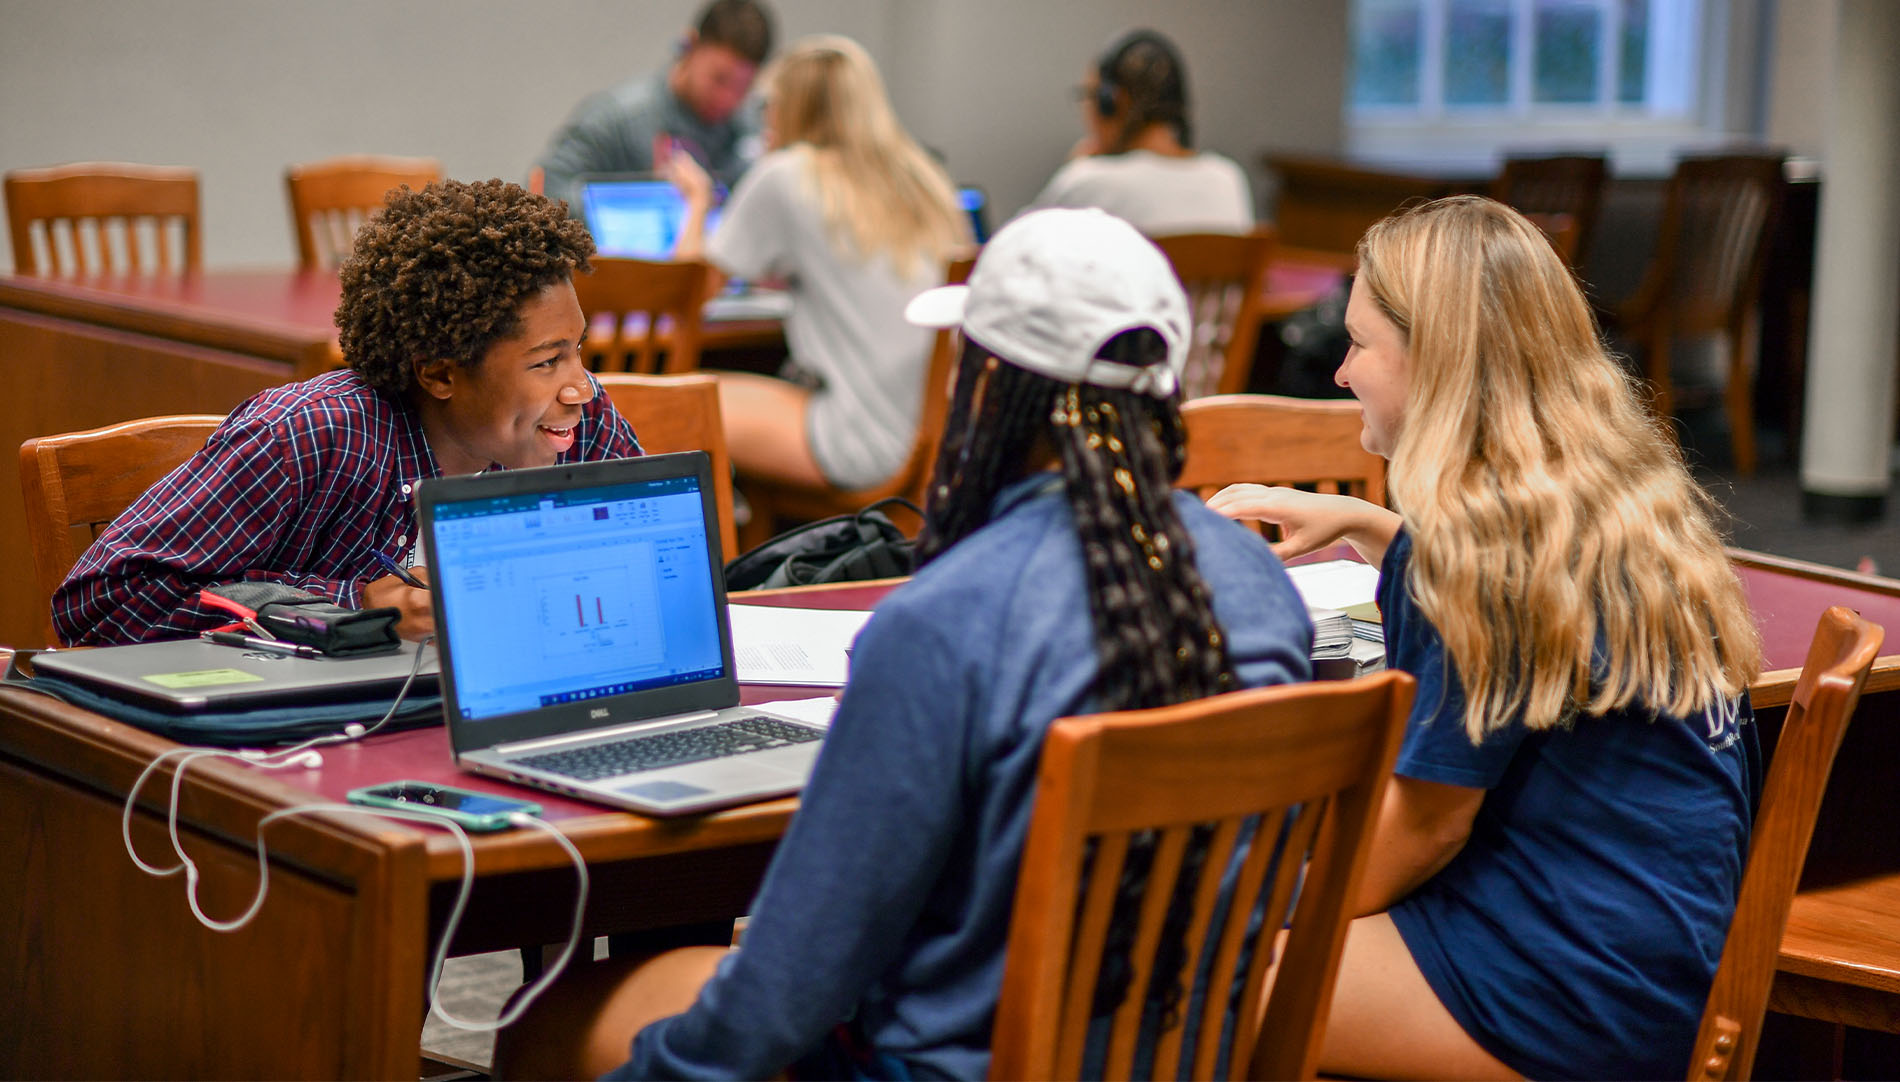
[[618, 779, 711, 802]]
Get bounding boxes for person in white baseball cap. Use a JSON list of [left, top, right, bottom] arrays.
[[495, 205, 1313, 1082], [904, 205, 1192, 399]]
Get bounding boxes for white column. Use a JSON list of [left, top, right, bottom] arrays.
[[1801, 0, 1900, 518]]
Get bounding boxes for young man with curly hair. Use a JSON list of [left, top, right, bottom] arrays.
[[53, 179, 640, 646]]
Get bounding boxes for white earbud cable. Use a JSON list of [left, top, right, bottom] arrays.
[[115, 636, 593, 1030]]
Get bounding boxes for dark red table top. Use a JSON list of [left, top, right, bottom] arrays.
[[277, 584, 897, 823], [269, 551, 1900, 825], [0, 268, 343, 336]]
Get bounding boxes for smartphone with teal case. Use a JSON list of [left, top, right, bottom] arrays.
[[346, 780, 540, 831]]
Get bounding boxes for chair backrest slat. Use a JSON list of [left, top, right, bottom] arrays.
[[1491, 154, 1608, 268], [990, 672, 1415, 1081], [284, 155, 443, 269], [1178, 394, 1388, 545], [572, 257, 715, 375], [1688, 606, 1883, 1079], [1159, 815, 1244, 1079], [19, 414, 226, 646], [1150, 230, 1275, 399], [6, 162, 201, 276]]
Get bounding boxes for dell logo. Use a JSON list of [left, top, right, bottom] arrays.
[[590, 707, 610, 720]]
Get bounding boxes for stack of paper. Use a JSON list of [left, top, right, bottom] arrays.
[[1310, 606, 1355, 659], [1343, 598, 1383, 644], [1287, 560, 1387, 676], [1345, 635, 1386, 675]]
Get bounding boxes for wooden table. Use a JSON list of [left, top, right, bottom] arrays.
[[0, 579, 887, 1079], [10, 550, 1900, 1077]]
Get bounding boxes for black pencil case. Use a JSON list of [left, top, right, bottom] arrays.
[[199, 582, 402, 657]]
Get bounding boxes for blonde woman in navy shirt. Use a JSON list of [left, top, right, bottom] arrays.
[[1211, 196, 1762, 1079]]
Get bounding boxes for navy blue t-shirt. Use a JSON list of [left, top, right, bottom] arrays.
[[1379, 529, 1757, 1081]]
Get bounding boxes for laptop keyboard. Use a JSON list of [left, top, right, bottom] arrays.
[[515, 716, 823, 781]]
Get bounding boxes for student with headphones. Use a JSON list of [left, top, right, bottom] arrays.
[[1026, 28, 1254, 235]]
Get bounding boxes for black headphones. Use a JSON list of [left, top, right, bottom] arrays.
[[1094, 29, 1173, 119], [1092, 29, 1191, 150]]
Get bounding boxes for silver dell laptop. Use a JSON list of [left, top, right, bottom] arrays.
[[418, 451, 826, 817]]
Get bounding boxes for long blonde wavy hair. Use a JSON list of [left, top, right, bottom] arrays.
[[1360, 195, 1760, 742], [766, 35, 970, 278]]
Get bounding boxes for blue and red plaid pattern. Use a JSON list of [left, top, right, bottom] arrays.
[[53, 368, 640, 645]]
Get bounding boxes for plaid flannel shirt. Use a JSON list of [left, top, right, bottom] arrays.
[[53, 369, 641, 645]]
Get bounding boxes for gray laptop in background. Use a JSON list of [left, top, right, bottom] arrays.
[[32, 638, 437, 711], [418, 451, 826, 818]]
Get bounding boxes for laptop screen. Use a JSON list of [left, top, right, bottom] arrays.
[[422, 455, 736, 746], [579, 177, 724, 259], [958, 185, 991, 244]]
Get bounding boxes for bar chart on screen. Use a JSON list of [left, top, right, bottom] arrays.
[[534, 561, 663, 666]]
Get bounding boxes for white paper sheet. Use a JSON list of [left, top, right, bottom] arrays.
[[729, 604, 874, 686], [1285, 559, 1382, 611], [757, 696, 841, 728]]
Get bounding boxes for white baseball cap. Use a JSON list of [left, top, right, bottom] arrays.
[[904, 207, 1189, 397]]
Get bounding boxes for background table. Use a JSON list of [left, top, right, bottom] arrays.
[[0, 260, 1343, 652], [0, 269, 778, 650]]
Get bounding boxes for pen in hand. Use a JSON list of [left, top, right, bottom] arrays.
[[368, 549, 430, 591]]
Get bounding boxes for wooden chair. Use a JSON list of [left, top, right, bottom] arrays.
[[5, 162, 201, 275], [1150, 230, 1275, 399], [284, 155, 443, 270], [736, 257, 975, 551], [1688, 606, 1883, 1081], [1615, 153, 1785, 476], [990, 671, 1415, 1081], [1177, 395, 1387, 542], [595, 372, 738, 562], [18, 414, 223, 646], [571, 257, 715, 374], [1490, 154, 1608, 269]]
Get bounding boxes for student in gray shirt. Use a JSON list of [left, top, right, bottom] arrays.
[[1028, 28, 1253, 235], [535, 0, 774, 212], [662, 35, 971, 491]]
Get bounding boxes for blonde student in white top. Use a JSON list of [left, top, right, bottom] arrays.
[[1028, 28, 1253, 236], [663, 35, 970, 490]]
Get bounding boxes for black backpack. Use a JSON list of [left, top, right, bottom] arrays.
[[723, 498, 920, 591]]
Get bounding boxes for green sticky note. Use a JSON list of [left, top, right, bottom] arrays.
[[1342, 600, 1382, 623], [142, 668, 267, 689]]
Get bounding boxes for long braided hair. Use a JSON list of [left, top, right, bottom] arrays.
[[919, 328, 1236, 1041], [918, 329, 1233, 707]]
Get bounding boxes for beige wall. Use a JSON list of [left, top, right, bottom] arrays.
[[0, 0, 1346, 271], [1766, 0, 1838, 159]]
